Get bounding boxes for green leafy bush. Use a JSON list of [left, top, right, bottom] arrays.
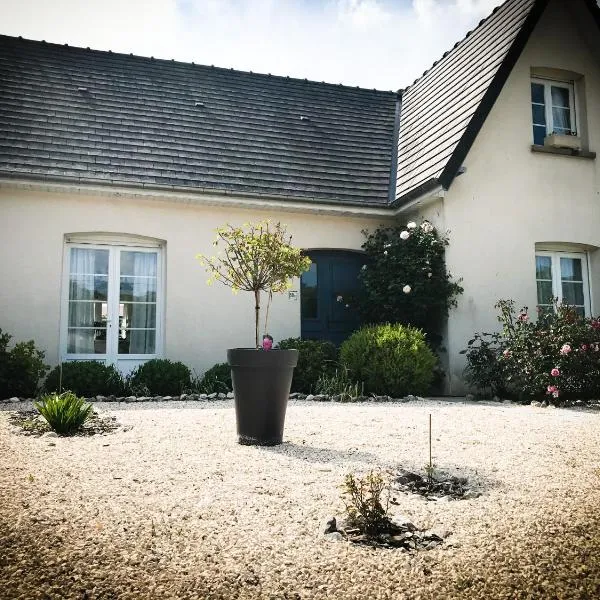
[[461, 331, 509, 398], [358, 221, 463, 346], [277, 338, 338, 393], [45, 361, 124, 397], [0, 329, 49, 398], [35, 391, 93, 435], [464, 299, 600, 403], [197, 362, 232, 394], [340, 324, 436, 397], [128, 359, 191, 396]]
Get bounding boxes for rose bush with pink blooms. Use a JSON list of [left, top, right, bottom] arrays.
[[463, 299, 600, 403]]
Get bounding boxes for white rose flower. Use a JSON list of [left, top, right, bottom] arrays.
[[402, 285, 411, 294], [336, 295, 343, 302], [421, 221, 434, 234], [400, 231, 410, 240], [428, 272, 432, 278], [361, 264, 367, 271], [407, 222, 417, 230], [383, 250, 388, 256]]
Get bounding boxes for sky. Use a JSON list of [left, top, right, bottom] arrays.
[[1, 0, 508, 90]]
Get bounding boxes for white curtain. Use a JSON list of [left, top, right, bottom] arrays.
[[68, 248, 96, 353], [551, 87, 571, 132], [129, 252, 156, 354]]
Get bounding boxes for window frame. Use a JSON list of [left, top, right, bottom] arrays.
[[535, 250, 591, 317], [60, 240, 165, 364], [531, 77, 577, 142]]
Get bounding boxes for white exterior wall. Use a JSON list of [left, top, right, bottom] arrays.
[[414, 0, 600, 393], [0, 185, 392, 375]]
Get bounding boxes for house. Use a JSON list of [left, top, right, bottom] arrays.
[[1, 0, 599, 394]]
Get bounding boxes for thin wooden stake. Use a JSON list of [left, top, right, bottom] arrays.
[[429, 413, 432, 476]]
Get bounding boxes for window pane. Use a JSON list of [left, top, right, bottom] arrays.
[[68, 301, 108, 327], [118, 329, 156, 354], [120, 251, 157, 277], [551, 107, 571, 132], [120, 303, 156, 331], [531, 104, 546, 126], [562, 282, 584, 306], [537, 281, 554, 306], [560, 257, 583, 281], [531, 82, 545, 104], [301, 262, 318, 319], [551, 86, 570, 108], [533, 126, 546, 145], [536, 255, 552, 280], [69, 275, 108, 301], [120, 277, 157, 302], [70, 248, 108, 275], [67, 328, 106, 354]]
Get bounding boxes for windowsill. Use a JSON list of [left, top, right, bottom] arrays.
[[531, 145, 596, 159]]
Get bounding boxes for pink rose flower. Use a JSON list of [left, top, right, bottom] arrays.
[[547, 385, 557, 394], [552, 390, 560, 399], [551, 368, 560, 377], [560, 344, 572, 355], [518, 313, 529, 322], [581, 344, 588, 351], [502, 349, 511, 358]]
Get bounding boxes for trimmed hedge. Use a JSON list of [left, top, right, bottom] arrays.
[[340, 324, 436, 397], [197, 362, 232, 394], [128, 359, 191, 396], [45, 361, 124, 397]]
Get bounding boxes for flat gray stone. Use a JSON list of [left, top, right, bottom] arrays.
[[324, 532, 344, 542]]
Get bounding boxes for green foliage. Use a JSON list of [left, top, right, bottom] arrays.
[[196, 362, 232, 394], [341, 471, 392, 536], [128, 359, 191, 396], [45, 361, 124, 397], [277, 337, 338, 393], [463, 299, 600, 403], [0, 328, 49, 399], [314, 367, 364, 401], [358, 221, 463, 345], [340, 324, 437, 397], [197, 221, 312, 347], [34, 391, 93, 435], [460, 330, 509, 398]]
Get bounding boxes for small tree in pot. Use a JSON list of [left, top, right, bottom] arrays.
[[197, 221, 311, 445]]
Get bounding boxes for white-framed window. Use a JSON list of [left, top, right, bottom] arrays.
[[60, 239, 164, 366], [531, 78, 576, 145], [535, 251, 590, 317]]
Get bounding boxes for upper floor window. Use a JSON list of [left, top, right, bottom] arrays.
[[531, 78, 576, 146]]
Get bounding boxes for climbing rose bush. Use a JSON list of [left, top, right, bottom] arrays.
[[463, 299, 600, 403], [357, 221, 463, 346]]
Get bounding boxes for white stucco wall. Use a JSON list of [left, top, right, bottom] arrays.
[[0, 185, 392, 375], [412, 0, 600, 393]]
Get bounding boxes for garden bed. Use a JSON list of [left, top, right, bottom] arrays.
[[1, 399, 599, 599]]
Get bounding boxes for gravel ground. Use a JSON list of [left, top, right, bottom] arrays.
[[1, 399, 599, 600]]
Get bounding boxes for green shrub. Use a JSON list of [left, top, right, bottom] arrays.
[[35, 391, 93, 435], [341, 471, 392, 536], [277, 338, 338, 393], [463, 299, 600, 403], [460, 331, 509, 398], [340, 324, 436, 397], [0, 329, 49, 398], [128, 359, 191, 396], [45, 361, 124, 397], [314, 367, 364, 401], [197, 362, 232, 394], [358, 221, 463, 347]]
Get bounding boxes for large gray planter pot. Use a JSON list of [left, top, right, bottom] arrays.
[[227, 348, 299, 446]]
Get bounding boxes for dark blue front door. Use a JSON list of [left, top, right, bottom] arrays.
[[301, 251, 364, 345]]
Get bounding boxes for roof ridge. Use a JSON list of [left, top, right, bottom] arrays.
[[0, 34, 398, 97], [401, 0, 512, 93]]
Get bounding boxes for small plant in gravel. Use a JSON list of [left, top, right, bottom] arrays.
[[314, 367, 364, 401], [34, 391, 93, 435], [342, 471, 392, 536]]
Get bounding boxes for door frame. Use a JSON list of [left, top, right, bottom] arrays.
[[59, 237, 165, 368]]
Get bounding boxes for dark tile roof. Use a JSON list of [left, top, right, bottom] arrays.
[[395, 0, 539, 203], [0, 35, 399, 207]]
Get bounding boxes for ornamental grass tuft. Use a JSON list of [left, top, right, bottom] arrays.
[[34, 391, 93, 435]]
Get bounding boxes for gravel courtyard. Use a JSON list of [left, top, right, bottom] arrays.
[[1, 399, 599, 600]]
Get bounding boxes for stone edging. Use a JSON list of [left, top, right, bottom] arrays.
[[1, 393, 426, 404]]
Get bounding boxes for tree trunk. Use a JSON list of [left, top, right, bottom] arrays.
[[254, 290, 260, 348]]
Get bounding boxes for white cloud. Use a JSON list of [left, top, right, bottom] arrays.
[[0, 0, 506, 90]]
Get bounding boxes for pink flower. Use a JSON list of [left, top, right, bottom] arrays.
[[551, 368, 560, 377], [547, 385, 557, 394], [518, 313, 529, 322], [591, 319, 600, 330], [560, 344, 572, 355], [502, 349, 511, 358], [552, 390, 560, 399], [581, 344, 588, 352]]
